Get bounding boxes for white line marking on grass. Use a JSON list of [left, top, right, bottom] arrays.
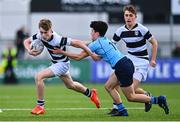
[[1, 107, 144, 111], [0, 109, 2, 112]]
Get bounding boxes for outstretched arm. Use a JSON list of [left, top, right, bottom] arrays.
[[70, 39, 99, 61], [52, 48, 89, 61]]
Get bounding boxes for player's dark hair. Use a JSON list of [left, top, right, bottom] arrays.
[[123, 5, 137, 16], [90, 21, 108, 37], [39, 19, 52, 31]]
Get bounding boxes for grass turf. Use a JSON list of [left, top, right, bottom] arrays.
[[0, 83, 180, 121]]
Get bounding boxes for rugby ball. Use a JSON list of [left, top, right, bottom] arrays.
[[30, 39, 44, 53]]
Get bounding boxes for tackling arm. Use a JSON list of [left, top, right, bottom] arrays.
[[64, 50, 89, 61], [52, 48, 89, 61], [70, 39, 100, 61], [71, 39, 93, 56]]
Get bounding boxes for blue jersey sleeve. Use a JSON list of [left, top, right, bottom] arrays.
[[88, 42, 98, 52]]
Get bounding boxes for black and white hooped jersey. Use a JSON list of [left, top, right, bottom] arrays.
[[112, 23, 153, 60], [30, 31, 71, 63]]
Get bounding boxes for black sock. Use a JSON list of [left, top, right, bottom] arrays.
[[84, 89, 91, 97], [37, 100, 45, 107]]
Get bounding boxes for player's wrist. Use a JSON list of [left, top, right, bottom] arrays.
[[89, 52, 93, 56]]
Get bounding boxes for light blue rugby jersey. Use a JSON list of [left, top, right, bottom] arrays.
[[88, 37, 125, 68]]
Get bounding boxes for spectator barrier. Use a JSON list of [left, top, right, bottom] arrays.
[[0, 58, 180, 83]]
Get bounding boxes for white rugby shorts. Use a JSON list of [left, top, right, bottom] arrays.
[[126, 54, 150, 82], [49, 62, 70, 76]]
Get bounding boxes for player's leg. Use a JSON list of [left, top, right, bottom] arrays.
[[105, 72, 128, 116], [35, 68, 55, 100], [114, 57, 169, 115], [106, 72, 150, 116], [32, 62, 69, 115], [121, 84, 169, 114], [59, 73, 101, 108], [60, 73, 87, 93], [126, 56, 148, 94], [106, 73, 151, 116], [114, 72, 149, 94], [111, 69, 148, 104], [133, 76, 152, 112], [133, 78, 145, 94], [133, 70, 147, 94], [116, 60, 152, 113], [50, 62, 91, 94], [108, 75, 149, 113], [106, 57, 134, 116], [107, 85, 121, 115], [134, 69, 169, 114], [121, 84, 151, 103], [113, 76, 145, 96], [105, 73, 122, 104], [133, 69, 154, 112], [31, 68, 55, 115]]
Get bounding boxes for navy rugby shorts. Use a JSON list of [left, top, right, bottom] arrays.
[[114, 56, 134, 87]]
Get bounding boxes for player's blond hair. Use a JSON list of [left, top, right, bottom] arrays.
[[123, 5, 137, 16], [39, 19, 52, 31]]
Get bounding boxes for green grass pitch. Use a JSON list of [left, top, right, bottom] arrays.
[[0, 83, 180, 121]]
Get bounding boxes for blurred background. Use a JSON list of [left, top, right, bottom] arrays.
[[0, 0, 180, 84]]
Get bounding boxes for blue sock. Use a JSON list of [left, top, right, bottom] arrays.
[[116, 103, 125, 110], [151, 97, 158, 104]]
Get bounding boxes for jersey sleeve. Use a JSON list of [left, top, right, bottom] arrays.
[[66, 37, 72, 46], [141, 25, 153, 41], [88, 42, 97, 52], [144, 31, 153, 41], [112, 27, 122, 43]]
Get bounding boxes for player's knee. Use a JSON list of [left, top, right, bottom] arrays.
[[35, 73, 45, 83], [135, 88, 145, 94], [104, 83, 111, 92], [126, 94, 136, 102]]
